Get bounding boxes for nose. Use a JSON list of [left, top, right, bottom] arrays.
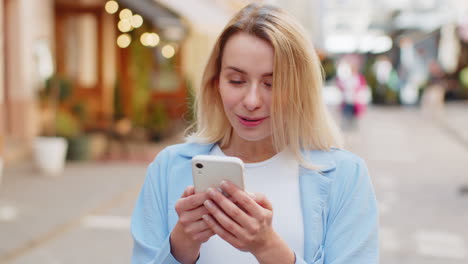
[[243, 84, 262, 111]]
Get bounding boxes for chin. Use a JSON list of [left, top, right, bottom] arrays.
[[234, 129, 271, 143]]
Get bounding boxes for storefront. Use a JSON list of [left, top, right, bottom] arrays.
[[0, 0, 191, 165]]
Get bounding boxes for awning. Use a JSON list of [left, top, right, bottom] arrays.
[[118, 0, 188, 41]]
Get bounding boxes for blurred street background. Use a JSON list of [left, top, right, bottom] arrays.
[[0, 0, 467, 263]]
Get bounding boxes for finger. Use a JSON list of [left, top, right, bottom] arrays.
[[179, 205, 210, 224], [175, 192, 210, 212], [220, 181, 269, 218], [181, 186, 195, 198], [202, 214, 240, 246], [203, 199, 248, 239], [207, 187, 251, 227], [184, 219, 211, 236], [250, 192, 273, 211], [193, 228, 215, 243]]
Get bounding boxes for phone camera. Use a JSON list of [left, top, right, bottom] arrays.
[[196, 163, 203, 169]]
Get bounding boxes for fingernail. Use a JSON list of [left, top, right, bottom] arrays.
[[207, 188, 216, 196], [220, 180, 228, 188], [204, 200, 213, 208]]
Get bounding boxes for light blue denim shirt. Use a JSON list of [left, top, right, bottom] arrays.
[[131, 143, 379, 264]]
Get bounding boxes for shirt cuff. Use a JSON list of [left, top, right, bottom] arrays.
[[294, 245, 324, 264], [154, 234, 181, 264]]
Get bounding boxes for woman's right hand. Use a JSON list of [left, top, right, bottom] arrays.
[[170, 186, 214, 264]]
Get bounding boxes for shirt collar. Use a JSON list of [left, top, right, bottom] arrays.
[[178, 142, 336, 173]]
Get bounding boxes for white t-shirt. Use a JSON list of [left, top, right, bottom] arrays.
[[198, 145, 304, 263]]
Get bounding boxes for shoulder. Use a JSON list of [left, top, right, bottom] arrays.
[[328, 148, 369, 181], [145, 142, 209, 183], [150, 142, 215, 165], [157, 142, 196, 156], [302, 148, 366, 174], [306, 148, 370, 184], [324, 148, 373, 196], [327, 148, 366, 167]]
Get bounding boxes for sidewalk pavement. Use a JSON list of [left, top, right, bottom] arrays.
[[345, 101, 468, 264], [440, 101, 468, 150], [0, 136, 182, 264], [0, 102, 467, 264]]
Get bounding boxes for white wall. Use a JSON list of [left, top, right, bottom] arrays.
[[274, 0, 324, 49], [7, 0, 54, 99], [5, 0, 54, 140], [0, 0, 5, 152], [156, 0, 232, 91], [181, 28, 218, 92]]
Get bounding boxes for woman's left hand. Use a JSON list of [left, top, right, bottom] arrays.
[[202, 180, 295, 263]]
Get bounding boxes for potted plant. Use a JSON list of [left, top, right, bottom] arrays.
[[33, 75, 72, 176], [146, 102, 169, 142], [64, 101, 93, 161]]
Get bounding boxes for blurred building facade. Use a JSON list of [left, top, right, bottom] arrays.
[[0, 0, 325, 167], [2, 0, 467, 167], [0, 0, 255, 167], [0, 0, 195, 166]]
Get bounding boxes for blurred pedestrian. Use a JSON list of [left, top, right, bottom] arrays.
[[336, 56, 369, 130], [372, 55, 399, 104], [131, 3, 378, 264], [421, 60, 447, 119]]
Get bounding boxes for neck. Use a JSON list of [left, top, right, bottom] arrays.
[[221, 135, 277, 163]]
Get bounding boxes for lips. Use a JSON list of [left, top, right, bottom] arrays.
[[237, 115, 268, 127]]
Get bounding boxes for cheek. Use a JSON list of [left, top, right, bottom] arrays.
[[263, 92, 273, 112], [219, 86, 240, 110]]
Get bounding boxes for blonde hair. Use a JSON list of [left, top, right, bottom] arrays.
[[187, 3, 343, 168]]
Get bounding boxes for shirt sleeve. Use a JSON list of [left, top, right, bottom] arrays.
[[322, 157, 379, 264], [294, 245, 325, 264], [130, 152, 181, 264]]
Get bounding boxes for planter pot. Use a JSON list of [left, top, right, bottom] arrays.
[[33, 137, 68, 176], [67, 135, 91, 161]]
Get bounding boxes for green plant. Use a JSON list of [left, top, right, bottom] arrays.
[[130, 27, 152, 128], [146, 102, 169, 141], [42, 76, 72, 103], [113, 80, 125, 120], [38, 75, 73, 136], [460, 67, 468, 88], [55, 110, 81, 139]]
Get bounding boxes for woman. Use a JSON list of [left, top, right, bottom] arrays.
[[131, 3, 378, 264]]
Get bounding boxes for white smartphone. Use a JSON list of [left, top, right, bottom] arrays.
[[192, 155, 245, 193]]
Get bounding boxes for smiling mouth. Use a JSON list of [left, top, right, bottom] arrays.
[[236, 115, 268, 127], [239, 116, 266, 122]]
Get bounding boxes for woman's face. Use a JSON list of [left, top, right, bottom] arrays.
[[218, 33, 274, 143]]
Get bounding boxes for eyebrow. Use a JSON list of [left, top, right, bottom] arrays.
[[224, 66, 273, 77]]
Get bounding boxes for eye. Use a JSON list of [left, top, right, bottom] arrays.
[[264, 82, 272, 88], [229, 80, 244, 85]]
